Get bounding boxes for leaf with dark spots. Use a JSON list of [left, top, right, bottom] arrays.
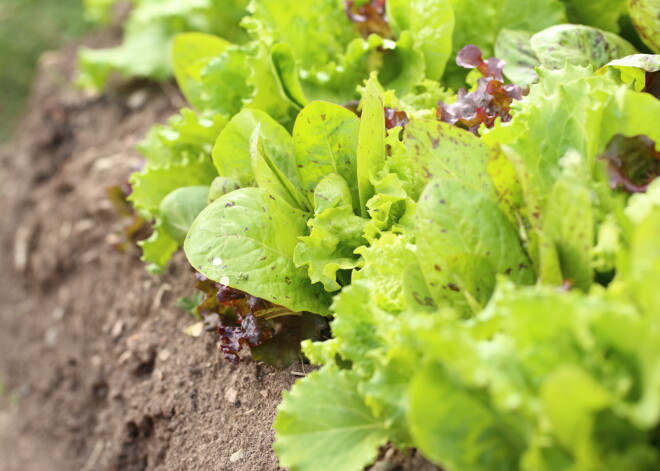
[[447, 283, 460, 292], [600, 134, 660, 193], [402, 120, 497, 200]]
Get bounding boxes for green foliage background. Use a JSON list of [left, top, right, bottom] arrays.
[[0, 0, 88, 141]]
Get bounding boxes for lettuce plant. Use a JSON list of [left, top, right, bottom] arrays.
[[274, 64, 660, 471], [81, 0, 660, 468]]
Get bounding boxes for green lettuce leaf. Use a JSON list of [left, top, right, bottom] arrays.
[[274, 367, 388, 471], [250, 125, 310, 211], [628, 0, 660, 53], [409, 361, 525, 471], [171, 32, 233, 111], [138, 220, 179, 274], [137, 108, 226, 168], [212, 108, 291, 187], [597, 54, 660, 92], [530, 24, 637, 70], [494, 29, 541, 86], [294, 174, 368, 292], [292, 101, 361, 211], [541, 165, 594, 290], [159, 186, 210, 244], [402, 119, 496, 200], [352, 233, 419, 312], [387, 0, 455, 80], [416, 179, 535, 313], [270, 42, 309, 108], [560, 0, 627, 32], [184, 187, 331, 315], [482, 64, 660, 217], [129, 154, 217, 217], [78, 0, 249, 90], [357, 78, 386, 216]]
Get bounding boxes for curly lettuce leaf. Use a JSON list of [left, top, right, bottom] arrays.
[[597, 54, 660, 92], [129, 154, 217, 217], [408, 281, 660, 470], [352, 233, 419, 312], [247, 0, 356, 76], [409, 361, 526, 471], [482, 64, 660, 210], [137, 108, 226, 168], [541, 164, 594, 289], [294, 174, 368, 292]]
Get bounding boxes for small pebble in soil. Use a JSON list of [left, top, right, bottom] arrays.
[[229, 449, 245, 462], [225, 387, 238, 404], [44, 327, 59, 348], [158, 349, 172, 362], [110, 319, 125, 339]]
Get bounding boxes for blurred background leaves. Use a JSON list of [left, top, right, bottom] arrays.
[[0, 0, 88, 141]]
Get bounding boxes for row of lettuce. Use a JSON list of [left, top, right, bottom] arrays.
[[79, 0, 660, 470]]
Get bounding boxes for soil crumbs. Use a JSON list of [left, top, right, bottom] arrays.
[[0, 36, 439, 471]]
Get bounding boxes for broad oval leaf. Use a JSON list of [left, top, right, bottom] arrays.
[[403, 119, 497, 200], [416, 179, 534, 313], [293, 101, 361, 212], [530, 24, 637, 70], [184, 187, 331, 315], [274, 367, 388, 471]]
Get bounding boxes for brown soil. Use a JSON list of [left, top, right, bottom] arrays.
[[0, 35, 438, 471]]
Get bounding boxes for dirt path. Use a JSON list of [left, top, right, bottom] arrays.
[[0, 37, 302, 471]]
